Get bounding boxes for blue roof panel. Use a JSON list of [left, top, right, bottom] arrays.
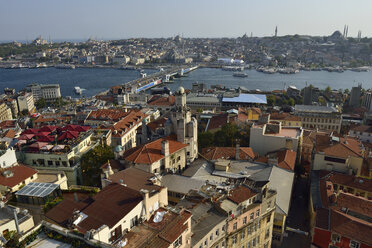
[[222, 94, 267, 104]]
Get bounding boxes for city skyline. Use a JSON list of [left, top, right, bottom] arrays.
[[1, 0, 372, 41]]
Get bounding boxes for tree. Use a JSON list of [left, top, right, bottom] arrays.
[[198, 131, 214, 149], [35, 98, 47, 109], [81, 145, 114, 187], [344, 88, 350, 94], [288, 98, 295, 106], [325, 86, 332, 93], [267, 95, 276, 106]]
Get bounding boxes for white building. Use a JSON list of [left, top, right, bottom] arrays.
[[250, 122, 303, 156], [27, 84, 61, 101], [0, 148, 18, 168]]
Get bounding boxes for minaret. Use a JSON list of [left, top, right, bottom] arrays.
[[275, 26, 278, 37]]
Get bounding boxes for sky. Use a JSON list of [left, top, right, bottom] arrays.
[[1, 0, 372, 41]]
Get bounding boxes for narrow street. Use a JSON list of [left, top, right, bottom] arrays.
[[280, 176, 312, 248]]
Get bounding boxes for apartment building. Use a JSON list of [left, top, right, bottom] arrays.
[[250, 122, 303, 156], [294, 105, 341, 133], [27, 83, 61, 101], [17, 92, 35, 114], [0, 102, 12, 121]]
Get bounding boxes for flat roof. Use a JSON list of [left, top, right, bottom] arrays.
[[16, 182, 59, 198], [295, 104, 338, 113], [222, 94, 267, 104]]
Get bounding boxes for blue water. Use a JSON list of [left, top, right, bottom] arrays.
[[0, 67, 372, 97]]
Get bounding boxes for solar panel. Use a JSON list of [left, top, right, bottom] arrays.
[[16, 182, 59, 198]]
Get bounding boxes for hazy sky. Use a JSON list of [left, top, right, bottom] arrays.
[[1, 0, 372, 41]]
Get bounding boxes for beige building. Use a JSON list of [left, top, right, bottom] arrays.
[[215, 183, 277, 248], [294, 105, 341, 133], [0, 203, 35, 245], [0, 164, 38, 194], [0, 102, 12, 121], [17, 92, 35, 114], [123, 138, 188, 174], [312, 136, 364, 176], [101, 167, 168, 220]]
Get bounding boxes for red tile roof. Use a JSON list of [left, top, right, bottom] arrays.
[[0, 165, 37, 188], [123, 136, 188, 164], [146, 117, 167, 132], [3, 129, 16, 139], [316, 136, 363, 159], [320, 170, 372, 193], [227, 185, 257, 204], [77, 183, 143, 231], [330, 209, 372, 245], [201, 147, 255, 160], [146, 208, 192, 244], [87, 109, 129, 122], [147, 95, 175, 106], [0, 120, 17, 129], [276, 150, 297, 171], [107, 110, 147, 138], [108, 167, 162, 192], [206, 114, 228, 131]]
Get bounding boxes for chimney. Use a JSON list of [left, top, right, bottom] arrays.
[[235, 142, 240, 160], [161, 140, 169, 157], [73, 192, 79, 202], [140, 189, 150, 219]]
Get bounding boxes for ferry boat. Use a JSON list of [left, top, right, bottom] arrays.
[[56, 64, 76, 69], [233, 72, 248, 78], [74, 86, 82, 95], [222, 66, 244, 71]]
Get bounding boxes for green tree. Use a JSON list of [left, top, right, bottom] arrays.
[[267, 95, 276, 106], [325, 86, 332, 93], [35, 98, 47, 109], [81, 145, 114, 187], [288, 98, 295, 106], [198, 131, 214, 149]]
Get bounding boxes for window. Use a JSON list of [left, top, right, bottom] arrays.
[[248, 226, 252, 235], [350, 240, 360, 248], [222, 225, 225, 231], [267, 215, 271, 223], [216, 228, 219, 236], [174, 236, 182, 248], [250, 213, 254, 220], [241, 231, 245, 240], [232, 235, 237, 244], [55, 161, 60, 166], [177, 156, 180, 162], [331, 233, 340, 242], [233, 223, 237, 230], [254, 222, 257, 231], [252, 238, 256, 247], [257, 220, 261, 229], [48, 160, 53, 166], [256, 210, 260, 217], [243, 217, 247, 224], [62, 161, 67, 166], [204, 239, 207, 246], [210, 234, 213, 240]]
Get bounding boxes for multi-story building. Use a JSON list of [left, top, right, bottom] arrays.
[[349, 125, 372, 143], [215, 182, 277, 248], [27, 83, 61, 102], [17, 92, 35, 114], [313, 135, 364, 176], [250, 122, 303, 156], [310, 170, 372, 248], [15, 125, 97, 186], [0, 204, 35, 246], [349, 84, 362, 108], [294, 105, 342, 133], [0, 102, 12, 121], [362, 91, 372, 112], [269, 112, 302, 127], [123, 137, 188, 174]]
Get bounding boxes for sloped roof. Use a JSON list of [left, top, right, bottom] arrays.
[[316, 136, 363, 158], [147, 95, 175, 106], [201, 147, 255, 161], [77, 183, 143, 232], [0, 165, 37, 188], [227, 185, 257, 204], [124, 137, 187, 165]]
